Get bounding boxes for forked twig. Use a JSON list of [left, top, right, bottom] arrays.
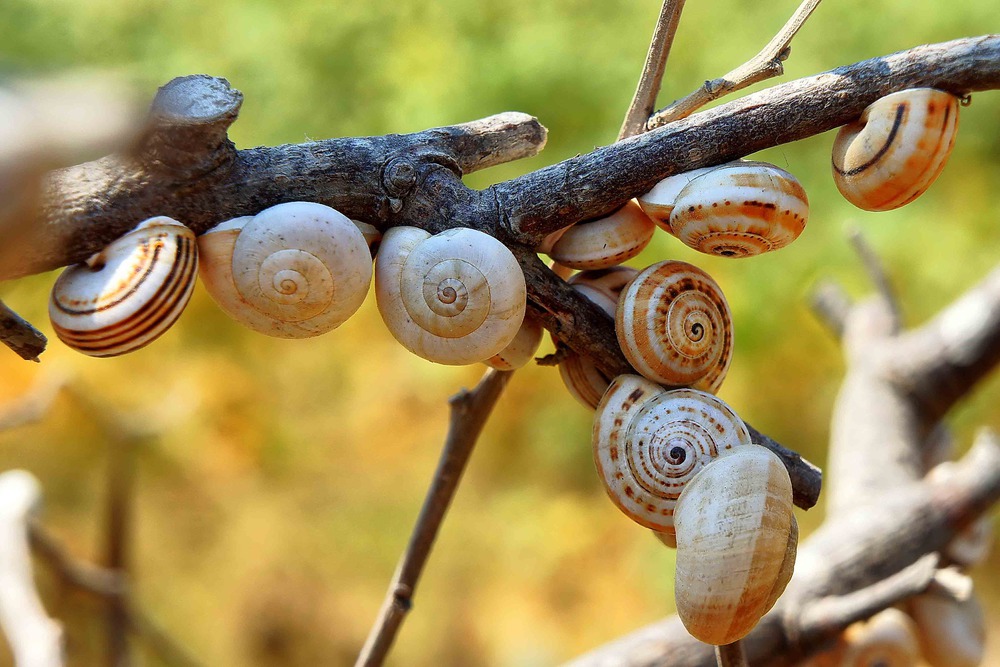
[[649, 0, 822, 128], [355, 369, 513, 667], [618, 0, 688, 139]]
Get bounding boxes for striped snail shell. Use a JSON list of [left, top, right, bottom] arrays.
[[592, 374, 751, 540], [673, 445, 797, 646], [558, 267, 638, 408], [484, 316, 543, 371], [547, 200, 656, 270], [637, 165, 727, 232], [198, 202, 372, 338], [616, 260, 732, 392], [667, 161, 808, 257], [49, 216, 197, 357], [375, 226, 526, 365], [832, 88, 959, 211]]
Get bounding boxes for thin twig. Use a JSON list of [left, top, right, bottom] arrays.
[[714, 640, 748, 667], [648, 0, 823, 128], [105, 431, 137, 666], [0, 299, 47, 361], [355, 369, 514, 667], [618, 0, 687, 139], [848, 228, 901, 330], [810, 280, 853, 339]]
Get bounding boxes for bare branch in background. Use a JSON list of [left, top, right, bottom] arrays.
[[0, 470, 65, 667]]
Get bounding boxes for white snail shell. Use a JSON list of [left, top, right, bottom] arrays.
[[616, 260, 732, 392], [375, 226, 526, 365], [198, 202, 373, 338], [839, 608, 922, 667], [908, 592, 985, 667], [637, 166, 722, 232], [832, 88, 959, 211], [547, 200, 656, 270], [592, 374, 751, 538], [484, 316, 543, 371], [49, 216, 198, 357], [667, 161, 808, 257], [558, 267, 638, 409], [673, 445, 797, 646], [352, 219, 382, 254]]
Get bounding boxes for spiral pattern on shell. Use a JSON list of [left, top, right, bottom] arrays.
[[198, 202, 372, 338], [668, 161, 809, 257], [832, 87, 959, 211], [616, 260, 732, 392], [375, 226, 526, 365], [49, 216, 198, 357], [592, 374, 751, 537]]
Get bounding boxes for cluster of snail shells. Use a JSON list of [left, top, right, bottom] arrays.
[[592, 374, 797, 645], [832, 88, 960, 212]]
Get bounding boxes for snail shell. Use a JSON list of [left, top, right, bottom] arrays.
[[908, 592, 985, 667], [592, 374, 751, 538], [49, 216, 198, 357], [668, 161, 808, 257], [558, 267, 638, 409], [198, 202, 373, 338], [637, 166, 721, 232], [832, 88, 959, 211], [841, 608, 921, 667], [673, 445, 796, 646], [616, 260, 732, 392], [375, 226, 526, 365], [547, 200, 656, 270], [484, 316, 543, 371]]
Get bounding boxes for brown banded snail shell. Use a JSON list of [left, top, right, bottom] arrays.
[[832, 87, 959, 211], [673, 445, 797, 646], [592, 374, 751, 540], [637, 165, 722, 232], [49, 216, 198, 357], [198, 202, 373, 338], [616, 260, 732, 392], [375, 226, 526, 365], [547, 200, 655, 270], [667, 161, 808, 257]]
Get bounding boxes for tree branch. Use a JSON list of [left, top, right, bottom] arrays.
[[356, 369, 513, 667], [647, 0, 823, 128], [0, 300, 47, 362], [617, 0, 687, 140]]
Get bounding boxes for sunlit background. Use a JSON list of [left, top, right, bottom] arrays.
[[1, 0, 998, 664]]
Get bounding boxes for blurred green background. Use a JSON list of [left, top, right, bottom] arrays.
[[1, 0, 998, 665]]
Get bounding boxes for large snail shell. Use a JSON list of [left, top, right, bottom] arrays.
[[375, 226, 526, 365], [198, 202, 372, 338], [616, 260, 732, 392], [908, 592, 985, 667], [832, 88, 959, 211], [558, 267, 638, 409], [593, 374, 751, 537], [637, 165, 721, 231], [669, 161, 808, 257], [49, 216, 198, 357], [547, 200, 655, 270], [673, 445, 796, 646]]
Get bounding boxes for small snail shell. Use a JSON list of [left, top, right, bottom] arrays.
[[839, 608, 921, 667], [49, 216, 197, 357], [637, 166, 721, 232], [592, 374, 751, 538], [547, 200, 656, 270], [558, 267, 638, 409], [908, 592, 985, 667], [668, 161, 808, 257], [484, 316, 543, 370], [375, 226, 526, 365], [352, 219, 382, 255], [832, 88, 959, 211], [616, 260, 732, 392], [673, 445, 796, 646], [198, 202, 372, 338]]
